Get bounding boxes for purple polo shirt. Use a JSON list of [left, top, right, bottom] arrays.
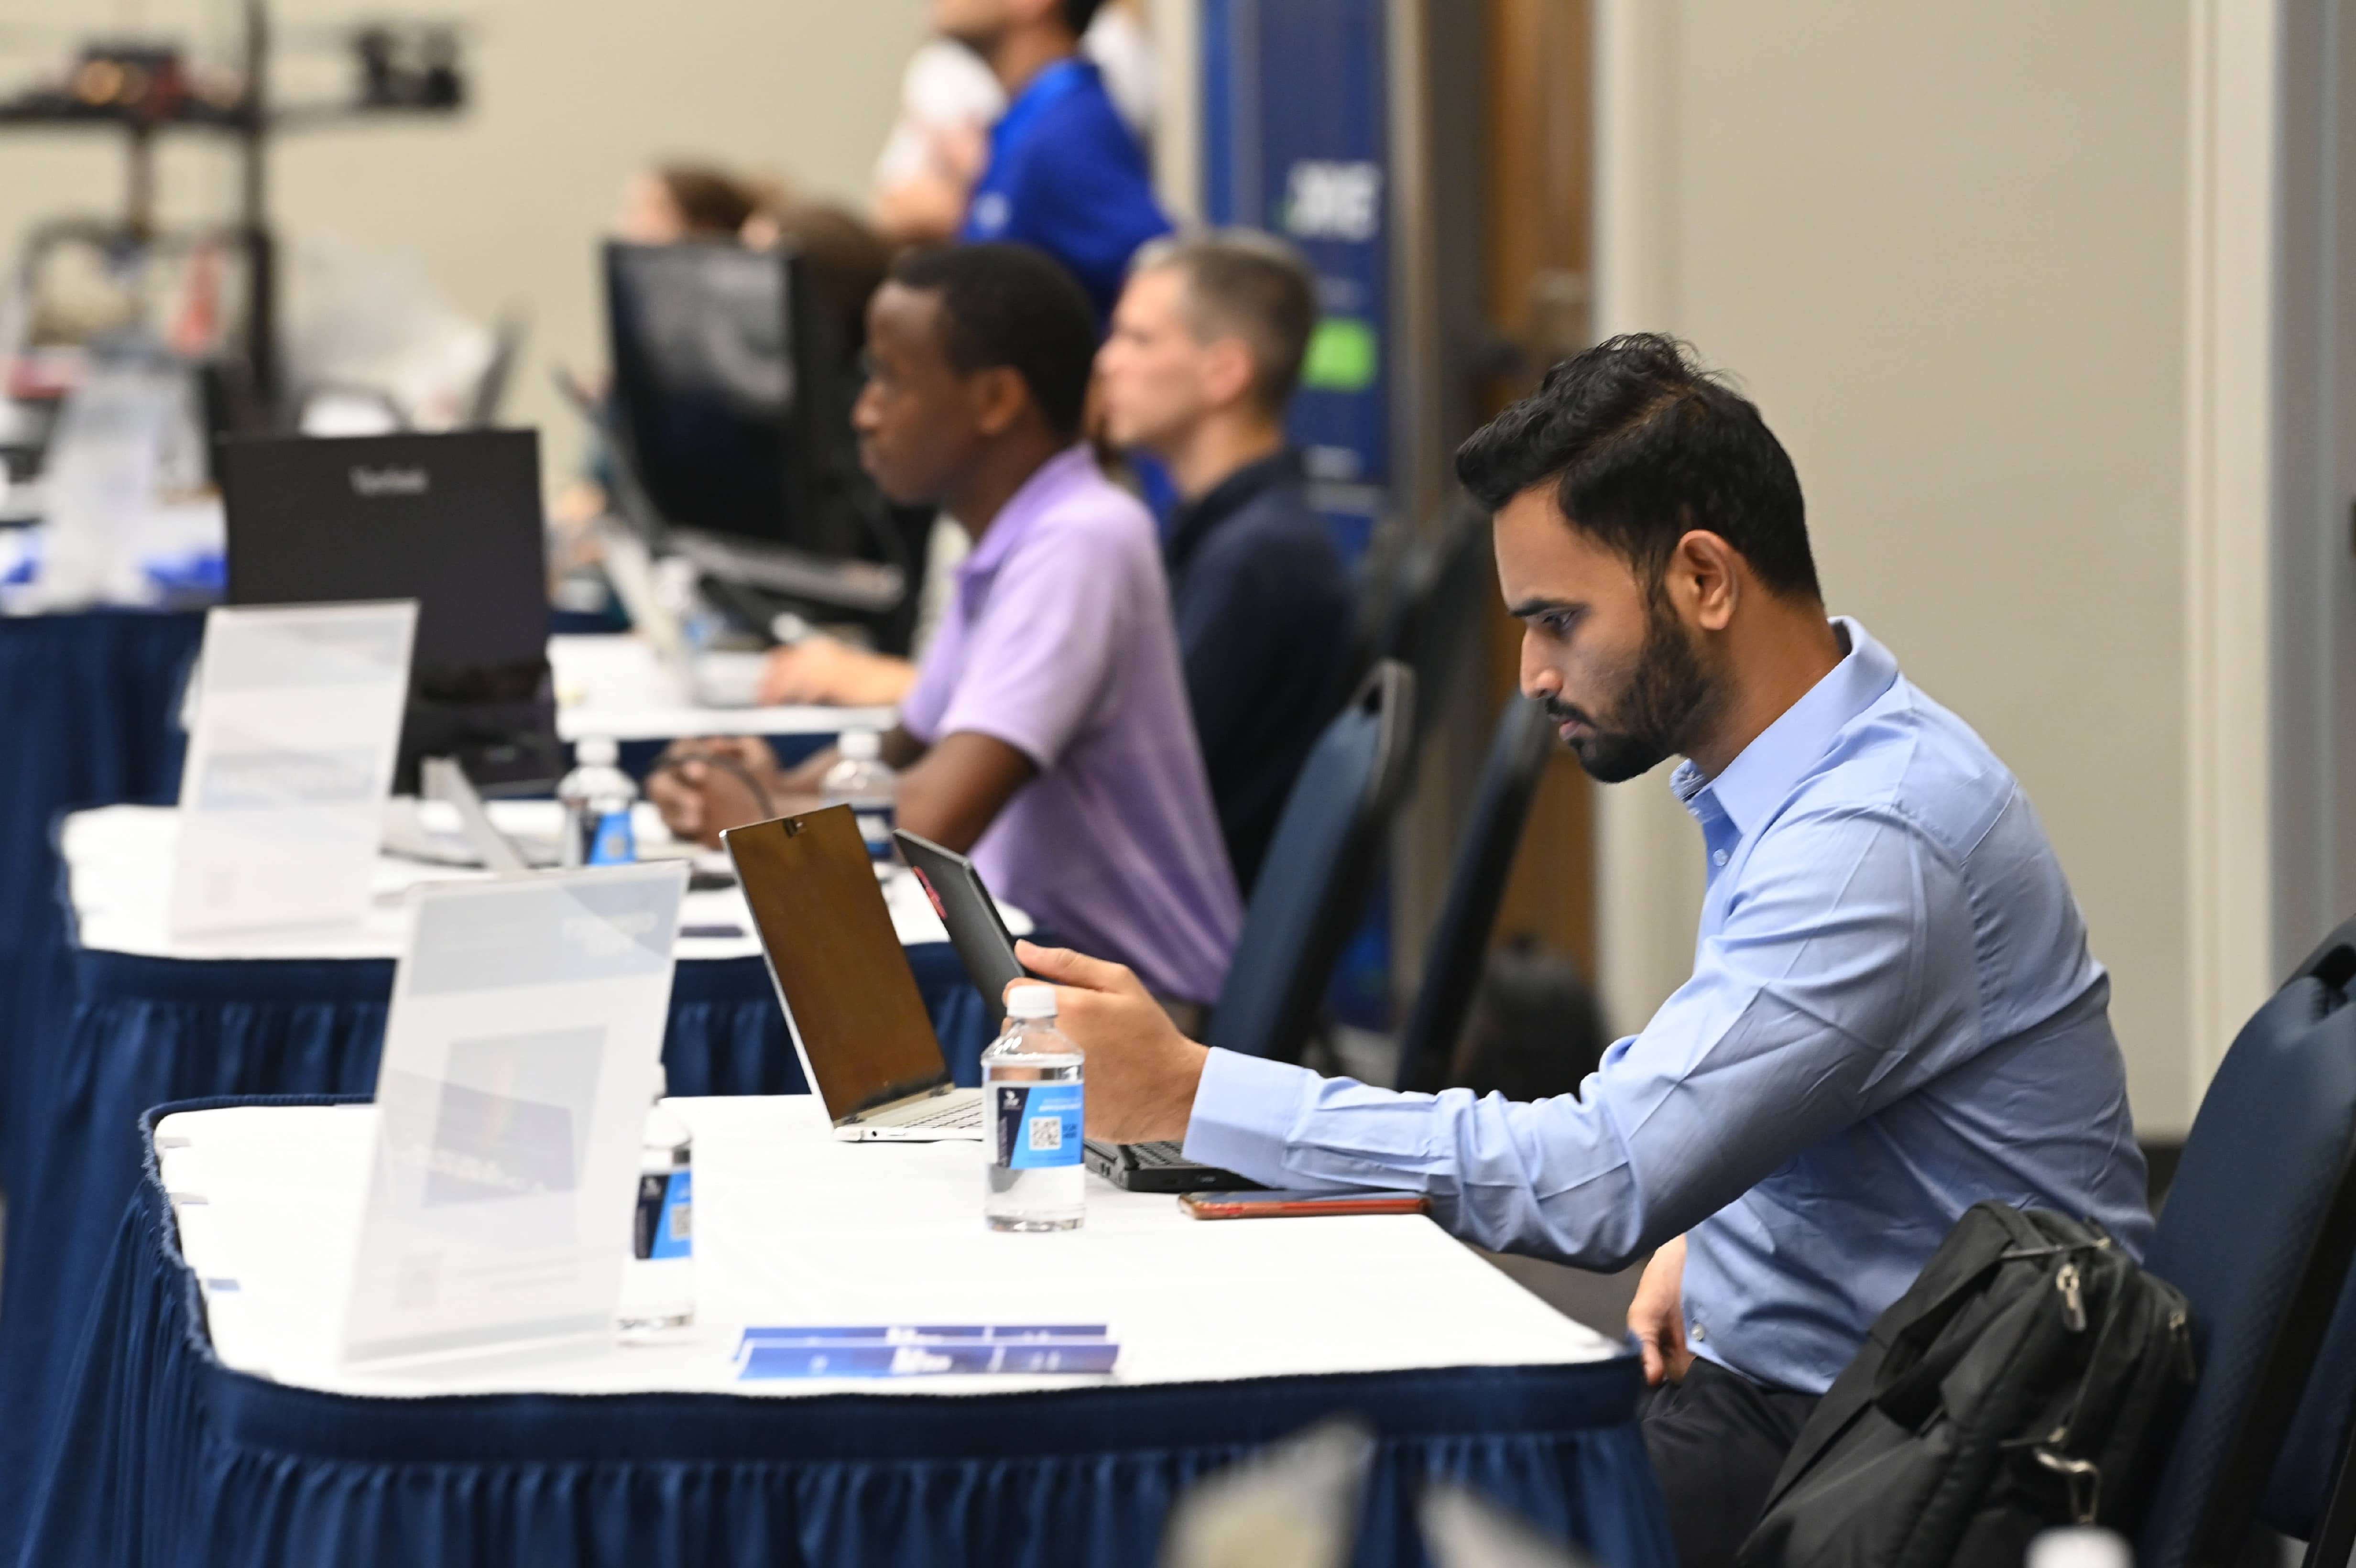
[[902, 446, 1243, 1004]]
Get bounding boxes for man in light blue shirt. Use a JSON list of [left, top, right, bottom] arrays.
[[1020, 334, 2152, 1567]]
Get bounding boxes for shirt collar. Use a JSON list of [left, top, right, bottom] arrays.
[[1670, 617, 1899, 838], [990, 56, 1097, 154], [958, 445, 1102, 587], [1167, 448, 1302, 569]]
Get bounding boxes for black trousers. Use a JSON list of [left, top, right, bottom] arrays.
[[1640, 1357, 1821, 1568]]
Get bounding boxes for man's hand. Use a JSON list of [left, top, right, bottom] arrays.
[[646, 736, 796, 848], [758, 639, 918, 707], [1628, 1233, 1694, 1388], [1015, 941, 1208, 1143]]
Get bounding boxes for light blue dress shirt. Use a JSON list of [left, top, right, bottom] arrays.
[[1185, 618, 2152, 1395]]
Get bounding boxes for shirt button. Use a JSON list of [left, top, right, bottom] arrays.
[[1711, 849, 1728, 867], [1690, 1321, 1707, 1343]]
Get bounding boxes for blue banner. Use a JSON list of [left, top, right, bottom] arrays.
[[1202, 0, 1389, 560]]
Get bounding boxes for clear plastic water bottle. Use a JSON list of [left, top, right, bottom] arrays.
[[982, 983, 1085, 1231], [822, 730, 899, 863], [618, 1075, 694, 1340], [557, 735, 638, 867]]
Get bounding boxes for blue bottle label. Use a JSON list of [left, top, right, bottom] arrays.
[[635, 1167, 692, 1259], [992, 1082, 1082, 1170], [588, 808, 636, 865], [855, 806, 896, 860]]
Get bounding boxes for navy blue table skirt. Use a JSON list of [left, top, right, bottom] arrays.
[[0, 610, 204, 1183], [15, 1094, 1675, 1568], [0, 947, 992, 1559]]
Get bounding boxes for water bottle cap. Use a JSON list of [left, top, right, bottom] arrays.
[[1006, 983, 1057, 1021], [2025, 1529, 2132, 1568], [838, 729, 881, 761], [576, 735, 619, 767]]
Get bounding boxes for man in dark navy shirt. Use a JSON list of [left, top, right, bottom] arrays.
[[938, 0, 1172, 320], [1098, 233, 1353, 892]]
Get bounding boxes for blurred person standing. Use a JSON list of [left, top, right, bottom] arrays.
[[1096, 234, 1351, 893], [938, 0, 1171, 320], [652, 244, 1240, 1014], [873, 1, 1159, 250]]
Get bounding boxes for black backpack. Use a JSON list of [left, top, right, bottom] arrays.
[[1737, 1204, 2198, 1568]]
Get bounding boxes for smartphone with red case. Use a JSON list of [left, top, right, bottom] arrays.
[[1178, 1190, 1430, 1220]]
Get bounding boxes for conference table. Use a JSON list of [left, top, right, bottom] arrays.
[[0, 797, 1007, 1557], [15, 1093, 1675, 1567]]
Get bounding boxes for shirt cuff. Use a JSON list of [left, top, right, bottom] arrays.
[[1182, 1048, 1319, 1186]]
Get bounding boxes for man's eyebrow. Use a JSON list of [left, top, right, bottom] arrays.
[[1507, 597, 1581, 620]]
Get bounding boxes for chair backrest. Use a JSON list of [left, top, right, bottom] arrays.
[[1209, 661, 1417, 1063], [1391, 509, 1492, 747], [2137, 953, 2356, 1568], [1391, 695, 1554, 1092], [2257, 916, 2356, 1560], [1327, 502, 1488, 738]]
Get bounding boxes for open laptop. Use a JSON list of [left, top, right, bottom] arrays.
[[724, 805, 982, 1141], [219, 429, 562, 794]]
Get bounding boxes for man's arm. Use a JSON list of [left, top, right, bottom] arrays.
[[896, 730, 1036, 852], [1036, 803, 1983, 1271]]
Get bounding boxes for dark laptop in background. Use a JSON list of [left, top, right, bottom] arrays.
[[219, 428, 563, 794], [892, 828, 1262, 1195]]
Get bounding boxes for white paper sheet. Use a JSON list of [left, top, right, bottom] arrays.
[[169, 600, 416, 936], [340, 861, 688, 1365]]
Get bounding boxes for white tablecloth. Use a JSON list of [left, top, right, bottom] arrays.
[[61, 804, 1027, 964], [549, 633, 894, 743], [156, 1097, 1619, 1400]]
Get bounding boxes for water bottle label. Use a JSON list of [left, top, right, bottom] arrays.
[[992, 1082, 1082, 1170], [634, 1168, 692, 1260], [589, 808, 636, 866], [855, 806, 896, 860]]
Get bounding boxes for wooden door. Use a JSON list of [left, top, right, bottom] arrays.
[[1480, 0, 1596, 977]]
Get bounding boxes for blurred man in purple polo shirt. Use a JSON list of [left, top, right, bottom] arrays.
[[648, 243, 1240, 1012]]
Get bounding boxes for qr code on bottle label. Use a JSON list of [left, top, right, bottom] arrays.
[[1028, 1115, 1063, 1152]]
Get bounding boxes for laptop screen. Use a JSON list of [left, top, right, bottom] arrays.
[[724, 806, 949, 1122]]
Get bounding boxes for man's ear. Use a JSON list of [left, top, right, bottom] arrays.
[[1669, 528, 1742, 632], [1200, 337, 1258, 413], [969, 365, 1032, 439]]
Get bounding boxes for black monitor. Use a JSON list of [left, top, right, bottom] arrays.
[[603, 240, 861, 560], [218, 428, 562, 794]]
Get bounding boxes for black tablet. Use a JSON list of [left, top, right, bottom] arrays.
[[894, 829, 1026, 1030]]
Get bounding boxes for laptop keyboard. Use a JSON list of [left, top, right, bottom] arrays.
[[1126, 1140, 1191, 1167], [892, 1098, 982, 1130]]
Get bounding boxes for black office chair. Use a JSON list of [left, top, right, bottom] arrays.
[[1208, 662, 1417, 1064], [1329, 500, 1489, 738], [2224, 916, 2356, 1566], [1391, 695, 1555, 1093], [2135, 915, 2356, 1567]]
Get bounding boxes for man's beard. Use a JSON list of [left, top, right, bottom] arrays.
[[1543, 594, 1721, 784]]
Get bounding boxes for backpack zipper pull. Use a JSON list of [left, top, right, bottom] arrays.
[[2057, 1262, 2087, 1331]]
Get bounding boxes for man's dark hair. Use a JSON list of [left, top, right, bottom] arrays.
[[1063, 0, 1108, 35], [889, 243, 1100, 441], [1454, 334, 1820, 600]]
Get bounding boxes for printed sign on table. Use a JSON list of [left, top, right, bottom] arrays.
[[169, 599, 416, 936], [341, 862, 687, 1365]]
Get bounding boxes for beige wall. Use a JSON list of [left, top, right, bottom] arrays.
[[1595, 0, 2201, 1132], [0, 0, 929, 479]]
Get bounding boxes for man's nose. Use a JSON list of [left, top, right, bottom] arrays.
[[1518, 631, 1560, 701]]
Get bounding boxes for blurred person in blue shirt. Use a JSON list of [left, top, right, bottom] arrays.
[[1022, 334, 2154, 1568], [935, 0, 1172, 320], [1096, 232, 1352, 893]]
